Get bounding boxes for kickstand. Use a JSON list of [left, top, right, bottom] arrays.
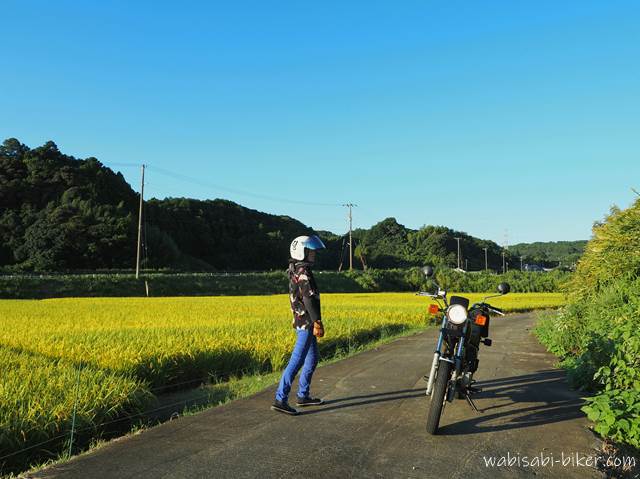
[[465, 392, 480, 413]]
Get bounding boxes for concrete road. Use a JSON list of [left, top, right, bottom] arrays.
[[32, 313, 601, 478]]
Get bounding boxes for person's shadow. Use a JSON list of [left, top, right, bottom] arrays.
[[298, 388, 426, 415]]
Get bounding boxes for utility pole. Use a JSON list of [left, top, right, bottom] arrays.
[[342, 203, 357, 271], [135, 164, 145, 279], [501, 228, 509, 275], [454, 237, 461, 269], [520, 255, 524, 271], [465, 258, 468, 271], [483, 247, 488, 271]]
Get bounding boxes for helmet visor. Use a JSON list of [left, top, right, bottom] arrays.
[[304, 235, 326, 250]]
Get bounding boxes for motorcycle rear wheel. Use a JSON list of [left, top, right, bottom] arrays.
[[426, 360, 451, 434]]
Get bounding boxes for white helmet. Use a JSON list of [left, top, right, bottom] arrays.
[[290, 235, 326, 261]]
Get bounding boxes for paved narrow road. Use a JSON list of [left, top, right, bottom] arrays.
[[33, 313, 601, 478]]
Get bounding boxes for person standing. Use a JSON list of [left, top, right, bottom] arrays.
[[271, 235, 326, 415]]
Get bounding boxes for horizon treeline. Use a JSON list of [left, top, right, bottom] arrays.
[[0, 138, 585, 272]]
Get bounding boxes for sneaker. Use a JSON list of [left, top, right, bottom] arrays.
[[271, 400, 298, 415], [296, 396, 324, 407]]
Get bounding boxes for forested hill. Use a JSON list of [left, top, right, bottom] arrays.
[[0, 138, 585, 272], [509, 241, 587, 267], [143, 198, 342, 271], [0, 138, 332, 271], [0, 139, 139, 270]]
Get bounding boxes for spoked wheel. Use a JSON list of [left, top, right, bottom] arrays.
[[426, 360, 451, 434]]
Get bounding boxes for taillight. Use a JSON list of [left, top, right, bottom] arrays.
[[428, 304, 440, 315], [475, 314, 487, 326]]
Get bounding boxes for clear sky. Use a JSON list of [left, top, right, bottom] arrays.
[[2, 1, 639, 244]]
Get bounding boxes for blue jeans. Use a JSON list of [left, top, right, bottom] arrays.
[[275, 328, 319, 402]]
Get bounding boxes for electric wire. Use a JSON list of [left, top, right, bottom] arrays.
[[103, 162, 141, 169], [147, 165, 343, 207]]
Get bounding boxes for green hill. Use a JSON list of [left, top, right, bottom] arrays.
[[0, 138, 338, 271], [509, 240, 587, 268], [0, 138, 585, 272]]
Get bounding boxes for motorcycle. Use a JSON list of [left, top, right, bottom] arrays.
[[418, 266, 510, 434]]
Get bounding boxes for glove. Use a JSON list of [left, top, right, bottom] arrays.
[[313, 320, 325, 338]]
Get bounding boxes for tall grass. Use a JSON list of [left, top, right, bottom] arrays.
[[535, 198, 640, 450]]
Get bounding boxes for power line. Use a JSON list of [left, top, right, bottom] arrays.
[[147, 165, 342, 207], [102, 162, 141, 168]]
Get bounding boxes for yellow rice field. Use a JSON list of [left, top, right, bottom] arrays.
[[0, 292, 564, 470]]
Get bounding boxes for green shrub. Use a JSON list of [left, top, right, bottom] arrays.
[[535, 197, 640, 450], [583, 389, 640, 449]]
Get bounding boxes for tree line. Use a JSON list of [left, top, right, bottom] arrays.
[[0, 138, 584, 272]]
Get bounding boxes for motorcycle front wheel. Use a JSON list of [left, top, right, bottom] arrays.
[[426, 360, 451, 434]]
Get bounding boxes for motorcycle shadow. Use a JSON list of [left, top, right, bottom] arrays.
[[438, 369, 586, 435]]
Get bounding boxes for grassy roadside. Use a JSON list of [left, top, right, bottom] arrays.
[[531, 197, 640, 478], [533, 199, 640, 453], [534, 308, 640, 478]]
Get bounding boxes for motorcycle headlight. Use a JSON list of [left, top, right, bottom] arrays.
[[446, 304, 468, 325]]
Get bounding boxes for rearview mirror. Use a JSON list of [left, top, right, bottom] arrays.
[[422, 266, 434, 278], [498, 282, 510, 295]]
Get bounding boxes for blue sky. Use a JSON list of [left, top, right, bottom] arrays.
[[2, 1, 639, 244]]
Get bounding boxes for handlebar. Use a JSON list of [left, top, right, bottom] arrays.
[[471, 302, 505, 316], [416, 292, 439, 297]]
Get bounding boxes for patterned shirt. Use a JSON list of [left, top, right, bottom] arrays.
[[288, 261, 321, 329]]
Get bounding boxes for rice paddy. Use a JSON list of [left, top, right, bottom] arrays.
[[0, 292, 564, 472]]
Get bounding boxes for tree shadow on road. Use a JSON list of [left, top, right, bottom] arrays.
[[439, 369, 586, 435]]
